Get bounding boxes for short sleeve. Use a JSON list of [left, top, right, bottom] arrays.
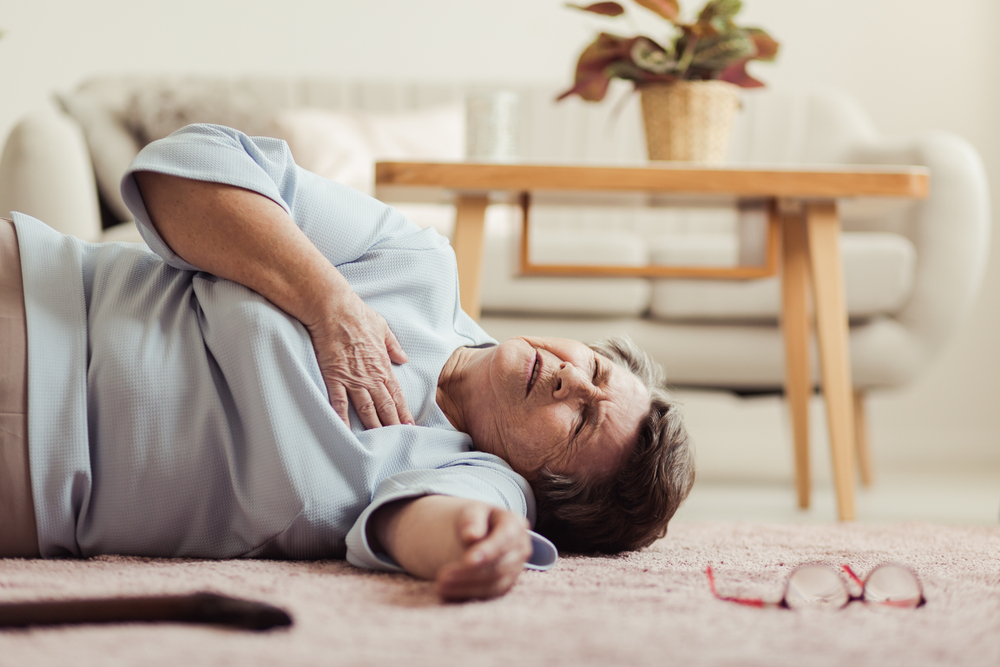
[[120, 123, 421, 272]]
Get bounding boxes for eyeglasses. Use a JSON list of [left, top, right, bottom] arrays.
[[706, 563, 926, 610]]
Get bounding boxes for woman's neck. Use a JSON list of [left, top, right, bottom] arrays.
[[436, 345, 491, 434]]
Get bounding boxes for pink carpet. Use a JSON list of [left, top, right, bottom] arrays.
[[1, 521, 998, 666]]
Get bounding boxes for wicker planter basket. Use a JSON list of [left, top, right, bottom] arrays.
[[640, 81, 741, 163]]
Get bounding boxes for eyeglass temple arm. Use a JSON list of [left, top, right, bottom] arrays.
[[705, 565, 774, 608]]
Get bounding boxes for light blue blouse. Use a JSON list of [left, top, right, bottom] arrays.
[[14, 124, 555, 571]]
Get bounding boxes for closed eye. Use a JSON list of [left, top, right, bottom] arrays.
[[574, 410, 587, 437], [574, 357, 603, 438], [575, 388, 590, 436], [571, 356, 605, 441], [574, 404, 602, 441], [593, 355, 611, 387]]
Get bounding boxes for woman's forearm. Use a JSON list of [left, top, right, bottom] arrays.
[[132, 171, 348, 330], [371, 496, 474, 580], [371, 496, 532, 600]]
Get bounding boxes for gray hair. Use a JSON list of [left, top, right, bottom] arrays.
[[531, 335, 695, 554]]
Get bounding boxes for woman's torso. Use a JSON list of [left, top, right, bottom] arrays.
[[17, 212, 494, 559]]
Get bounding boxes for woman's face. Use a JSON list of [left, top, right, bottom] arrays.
[[465, 336, 649, 481]]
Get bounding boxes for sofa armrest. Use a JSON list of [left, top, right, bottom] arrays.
[[851, 132, 991, 371], [0, 105, 102, 241]]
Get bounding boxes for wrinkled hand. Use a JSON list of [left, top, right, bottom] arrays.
[[308, 290, 414, 429], [435, 504, 532, 601]]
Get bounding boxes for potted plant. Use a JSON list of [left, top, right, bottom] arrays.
[[558, 0, 779, 163]]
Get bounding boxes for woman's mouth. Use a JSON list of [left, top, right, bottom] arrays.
[[526, 351, 541, 397]]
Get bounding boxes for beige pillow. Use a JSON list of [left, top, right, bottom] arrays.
[[56, 90, 143, 224], [270, 105, 465, 196]]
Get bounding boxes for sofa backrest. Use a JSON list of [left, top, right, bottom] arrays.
[[58, 75, 890, 231]]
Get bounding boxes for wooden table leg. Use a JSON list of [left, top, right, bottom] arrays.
[[806, 200, 857, 521], [853, 389, 874, 487], [452, 194, 490, 319], [780, 203, 813, 510]]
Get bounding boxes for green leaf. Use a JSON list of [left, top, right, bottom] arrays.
[[691, 29, 755, 71], [566, 2, 626, 17], [692, 0, 742, 37], [608, 59, 677, 84], [633, 0, 680, 22], [697, 0, 742, 22], [628, 36, 675, 74]]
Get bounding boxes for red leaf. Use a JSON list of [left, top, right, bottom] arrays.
[[566, 2, 626, 16], [576, 32, 631, 68], [556, 71, 615, 102], [633, 0, 680, 22], [558, 33, 630, 102], [718, 60, 765, 88]]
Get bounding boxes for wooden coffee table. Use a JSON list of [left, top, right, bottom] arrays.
[[375, 161, 929, 521]]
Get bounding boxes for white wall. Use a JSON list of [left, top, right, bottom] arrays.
[[2, 0, 998, 475]]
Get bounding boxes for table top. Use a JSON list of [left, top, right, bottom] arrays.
[[375, 161, 929, 199]]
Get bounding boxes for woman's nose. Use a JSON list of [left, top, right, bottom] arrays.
[[553, 362, 591, 401]]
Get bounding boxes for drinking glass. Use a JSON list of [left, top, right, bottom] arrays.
[[465, 91, 519, 163]]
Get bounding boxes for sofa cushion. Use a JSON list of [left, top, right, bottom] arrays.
[[480, 226, 651, 317], [648, 232, 916, 322], [648, 233, 739, 267]]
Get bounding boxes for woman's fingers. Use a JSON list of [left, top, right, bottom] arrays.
[[455, 503, 490, 547], [382, 365, 414, 426], [345, 386, 379, 429], [347, 384, 408, 429], [339, 379, 411, 429], [466, 509, 530, 564], [367, 381, 402, 427], [329, 382, 351, 426], [385, 330, 409, 366], [309, 296, 412, 429], [436, 563, 521, 601], [435, 547, 527, 600], [435, 507, 532, 601]]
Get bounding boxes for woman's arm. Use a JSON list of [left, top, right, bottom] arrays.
[[133, 171, 413, 429], [370, 496, 533, 601]]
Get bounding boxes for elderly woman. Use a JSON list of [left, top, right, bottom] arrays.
[[0, 124, 693, 600]]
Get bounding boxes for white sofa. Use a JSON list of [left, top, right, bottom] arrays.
[[0, 75, 990, 401]]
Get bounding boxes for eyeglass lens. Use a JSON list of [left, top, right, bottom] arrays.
[[784, 564, 922, 610], [784, 566, 850, 609], [862, 564, 923, 607]]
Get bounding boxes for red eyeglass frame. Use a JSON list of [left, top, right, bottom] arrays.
[[706, 564, 926, 609]]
